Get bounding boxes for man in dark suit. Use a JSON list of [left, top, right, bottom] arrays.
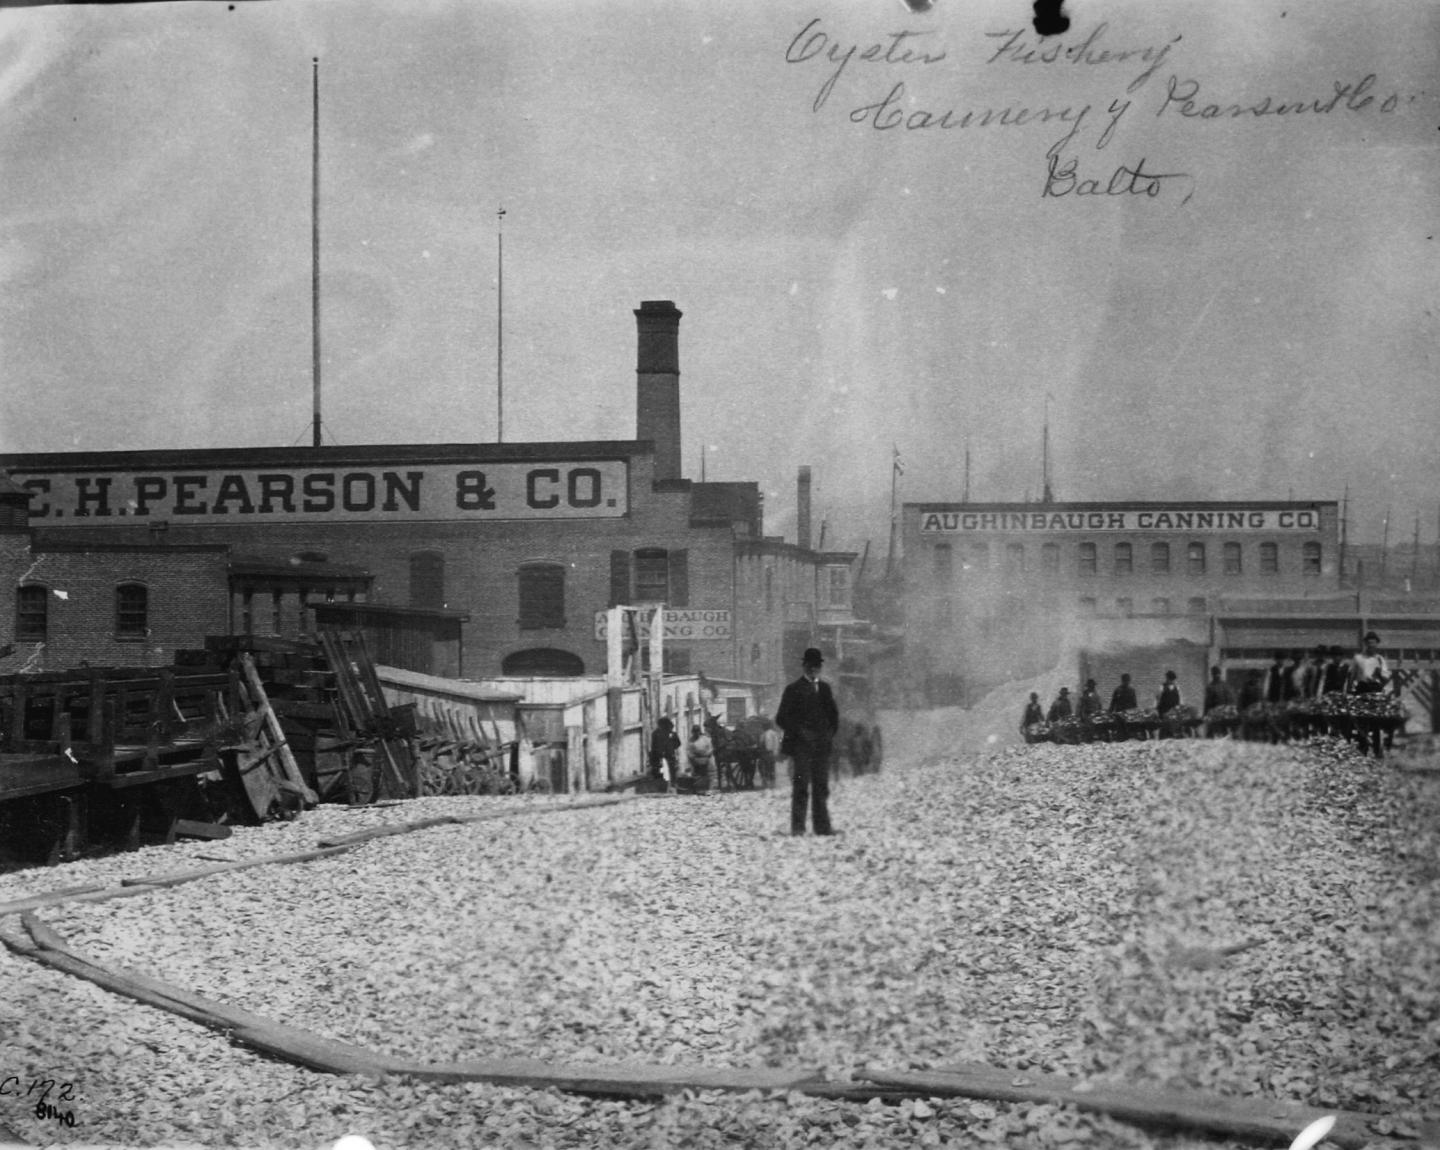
[[774, 647, 840, 836]]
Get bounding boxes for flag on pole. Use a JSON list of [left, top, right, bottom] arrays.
[[892, 445, 904, 476]]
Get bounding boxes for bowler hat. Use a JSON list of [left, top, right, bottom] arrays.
[[802, 647, 824, 666]]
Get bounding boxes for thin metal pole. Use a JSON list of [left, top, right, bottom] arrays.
[[311, 58, 322, 449], [497, 207, 505, 442]]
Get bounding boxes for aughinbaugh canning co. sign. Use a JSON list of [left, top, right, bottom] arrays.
[[10, 462, 629, 524], [592, 609, 732, 642], [919, 507, 1324, 533]]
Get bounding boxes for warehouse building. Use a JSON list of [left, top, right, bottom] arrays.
[[901, 498, 1359, 704], [0, 302, 861, 705]]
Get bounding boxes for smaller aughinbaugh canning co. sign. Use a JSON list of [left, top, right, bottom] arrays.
[[919, 507, 1324, 534], [592, 609, 732, 642], [11, 462, 628, 524]]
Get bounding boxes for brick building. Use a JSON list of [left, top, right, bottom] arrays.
[[899, 499, 1346, 704], [1, 302, 860, 701]]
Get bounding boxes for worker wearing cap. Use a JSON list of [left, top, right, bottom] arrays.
[[1348, 631, 1390, 756], [774, 647, 840, 836]]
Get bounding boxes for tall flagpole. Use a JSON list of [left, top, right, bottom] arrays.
[[496, 206, 506, 442], [311, 57, 322, 449]]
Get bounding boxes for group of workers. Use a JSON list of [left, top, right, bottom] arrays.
[[1021, 631, 1397, 755], [1021, 668, 1187, 731]]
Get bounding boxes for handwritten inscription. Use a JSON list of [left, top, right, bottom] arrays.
[[786, 19, 947, 112], [785, 17, 1415, 206], [1157, 73, 1397, 119], [1043, 155, 1194, 203], [0, 1076, 79, 1128], [985, 22, 1182, 94]]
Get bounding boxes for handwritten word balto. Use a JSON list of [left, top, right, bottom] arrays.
[[1043, 154, 1193, 203], [986, 22, 1182, 93], [786, 18, 947, 113]]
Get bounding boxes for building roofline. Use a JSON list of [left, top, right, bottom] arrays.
[[2, 440, 653, 470], [907, 499, 1339, 512], [31, 541, 231, 555]]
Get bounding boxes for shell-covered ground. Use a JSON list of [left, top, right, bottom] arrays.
[[1, 734, 1437, 1149]]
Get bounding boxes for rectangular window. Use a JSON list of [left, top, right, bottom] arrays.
[[1151, 542, 1171, 574], [115, 584, 148, 639], [1302, 542, 1322, 576], [1188, 542, 1206, 576], [1223, 542, 1242, 575], [409, 551, 446, 610], [1260, 542, 1279, 574], [1187, 596, 1207, 615], [518, 565, 566, 629], [1116, 597, 1133, 617], [643, 647, 692, 674], [826, 566, 850, 608], [1114, 543, 1133, 575], [16, 585, 47, 644], [1079, 596, 1097, 615], [933, 543, 953, 581], [1078, 542, 1097, 576]]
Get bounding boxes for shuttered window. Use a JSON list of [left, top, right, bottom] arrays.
[[634, 549, 668, 602], [609, 548, 689, 607], [518, 564, 565, 629], [609, 551, 630, 607]]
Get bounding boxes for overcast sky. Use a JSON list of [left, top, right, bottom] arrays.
[[0, 0, 1435, 549]]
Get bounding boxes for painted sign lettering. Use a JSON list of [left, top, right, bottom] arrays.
[[592, 609, 732, 642], [919, 508, 1322, 533], [11, 462, 628, 524]]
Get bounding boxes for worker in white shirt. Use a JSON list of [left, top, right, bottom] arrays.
[[1347, 631, 1390, 756]]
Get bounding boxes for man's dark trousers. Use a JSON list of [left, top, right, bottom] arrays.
[[791, 743, 832, 835]]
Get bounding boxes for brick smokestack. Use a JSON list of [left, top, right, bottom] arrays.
[[797, 466, 812, 551], [635, 300, 683, 482]]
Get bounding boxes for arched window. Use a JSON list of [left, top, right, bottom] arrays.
[[1077, 542, 1097, 576], [517, 564, 566, 630], [502, 647, 584, 676], [115, 582, 148, 639], [15, 584, 47, 643], [1187, 542, 1206, 575], [1151, 542, 1171, 574], [1114, 542, 1133, 575], [1302, 542, 1322, 576], [1259, 542, 1279, 574], [410, 551, 445, 609], [1041, 543, 1060, 573], [1223, 542, 1243, 575]]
